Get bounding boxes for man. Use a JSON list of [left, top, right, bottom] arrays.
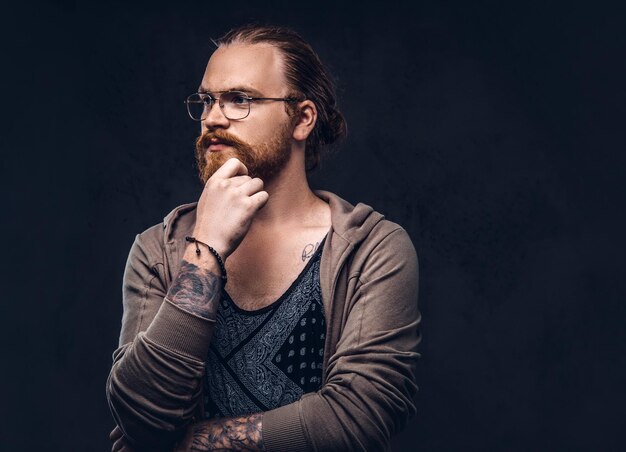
[[107, 24, 420, 451]]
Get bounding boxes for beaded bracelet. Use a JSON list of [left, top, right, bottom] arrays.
[[184, 236, 227, 284]]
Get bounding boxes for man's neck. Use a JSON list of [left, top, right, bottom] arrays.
[[248, 160, 327, 232]]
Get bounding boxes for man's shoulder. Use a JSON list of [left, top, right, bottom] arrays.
[[141, 202, 198, 237], [162, 201, 198, 230], [136, 201, 198, 247], [319, 189, 411, 247], [357, 216, 416, 261]]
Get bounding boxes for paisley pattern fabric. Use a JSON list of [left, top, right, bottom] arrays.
[[204, 239, 326, 418]]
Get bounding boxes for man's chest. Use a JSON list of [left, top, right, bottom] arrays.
[[223, 231, 327, 311], [224, 254, 315, 311]]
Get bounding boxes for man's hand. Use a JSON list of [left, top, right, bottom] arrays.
[[192, 158, 268, 260]]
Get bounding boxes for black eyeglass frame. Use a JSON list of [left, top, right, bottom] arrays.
[[184, 91, 302, 121]]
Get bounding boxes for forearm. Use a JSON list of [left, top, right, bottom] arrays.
[[166, 244, 225, 319], [108, 243, 226, 447], [182, 413, 265, 452]]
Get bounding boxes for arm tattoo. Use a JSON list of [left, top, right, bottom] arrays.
[[301, 241, 321, 261], [166, 260, 223, 320], [190, 413, 264, 451]]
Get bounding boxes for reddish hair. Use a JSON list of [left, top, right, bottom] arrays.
[[215, 24, 347, 171]]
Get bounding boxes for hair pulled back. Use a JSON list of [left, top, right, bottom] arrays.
[[216, 25, 347, 171]]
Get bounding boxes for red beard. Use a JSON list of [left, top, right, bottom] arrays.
[[195, 125, 293, 184]]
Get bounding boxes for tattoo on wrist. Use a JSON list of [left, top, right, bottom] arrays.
[[166, 260, 222, 319], [302, 241, 321, 261], [191, 413, 264, 451]]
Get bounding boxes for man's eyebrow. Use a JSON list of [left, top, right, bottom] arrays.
[[197, 86, 264, 97]]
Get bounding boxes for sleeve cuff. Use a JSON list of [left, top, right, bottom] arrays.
[[144, 298, 216, 360], [263, 401, 310, 451]]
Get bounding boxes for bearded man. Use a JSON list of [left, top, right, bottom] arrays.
[[107, 24, 421, 452]]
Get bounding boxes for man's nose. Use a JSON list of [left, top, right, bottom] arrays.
[[203, 100, 229, 129]]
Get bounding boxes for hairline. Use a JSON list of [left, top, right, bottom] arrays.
[[214, 40, 300, 97]]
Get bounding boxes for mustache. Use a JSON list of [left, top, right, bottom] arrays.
[[196, 129, 250, 151]]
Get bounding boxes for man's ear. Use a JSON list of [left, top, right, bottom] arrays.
[[292, 100, 317, 142]]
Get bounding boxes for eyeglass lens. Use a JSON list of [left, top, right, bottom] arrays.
[[186, 92, 250, 121]]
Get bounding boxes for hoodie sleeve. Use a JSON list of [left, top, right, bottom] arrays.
[[106, 227, 216, 451], [262, 226, 421, 451]]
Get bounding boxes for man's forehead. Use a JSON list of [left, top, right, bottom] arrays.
[[199, 43, 287, 94]]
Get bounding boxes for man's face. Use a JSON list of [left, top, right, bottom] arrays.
[[194, 43, 296, 183]]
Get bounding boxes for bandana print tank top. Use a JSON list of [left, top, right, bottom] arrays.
[[203, 238, 326, 418]]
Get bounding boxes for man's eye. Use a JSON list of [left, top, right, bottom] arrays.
[[230, 94, 250, 105]]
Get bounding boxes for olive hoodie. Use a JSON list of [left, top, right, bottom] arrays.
[[107, 190, 421, 451]]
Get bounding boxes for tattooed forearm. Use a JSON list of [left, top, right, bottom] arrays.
[[302, 241, 320, 261], [190, 413, 264, 451], [166, 260, 223, 319]]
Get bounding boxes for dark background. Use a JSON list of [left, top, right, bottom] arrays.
[[2, 1, 625, 451]]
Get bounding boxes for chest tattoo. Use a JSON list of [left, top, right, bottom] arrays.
[[301, 241, 321, 262]]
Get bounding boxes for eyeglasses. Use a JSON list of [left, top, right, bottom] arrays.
[[185, 91, 301, 121]]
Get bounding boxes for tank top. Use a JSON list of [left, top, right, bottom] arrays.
[[203, 238, 326, 418]]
